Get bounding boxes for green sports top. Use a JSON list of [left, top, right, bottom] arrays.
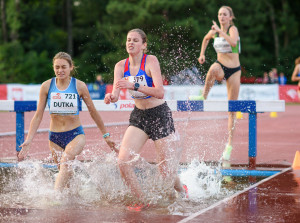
[[213, 25, 241, 54]]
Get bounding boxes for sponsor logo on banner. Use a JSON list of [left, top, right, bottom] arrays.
[[120, 102, 135, 110], [12, 88, 23, 100]]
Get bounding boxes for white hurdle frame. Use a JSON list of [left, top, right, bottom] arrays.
[[0, 100, 285, 167]]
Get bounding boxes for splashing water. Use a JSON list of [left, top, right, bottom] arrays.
[[0, 152, 233, 215]]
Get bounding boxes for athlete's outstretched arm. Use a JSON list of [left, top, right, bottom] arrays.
[[18, 81, 49, 159], [198, 30, 215, 64], [104, 60, 124, 104], [78, 80, 116, 150]]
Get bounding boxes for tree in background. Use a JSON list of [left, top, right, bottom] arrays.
[[0, 0, 299, 84]]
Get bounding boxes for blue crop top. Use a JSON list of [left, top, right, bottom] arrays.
[[47, 77, 81, 115]]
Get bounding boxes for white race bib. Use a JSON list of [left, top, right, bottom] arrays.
[[50, 92, 78, 114], [213, 37, 232, 53], [124, 75, 149, 99]]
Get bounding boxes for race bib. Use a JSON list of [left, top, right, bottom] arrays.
[[124, 75, 149, 99], [213, 37, 232, 53], [50, 92, 78, 114]]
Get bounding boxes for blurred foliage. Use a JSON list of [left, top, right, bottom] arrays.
[[0, 0, 299, 84]]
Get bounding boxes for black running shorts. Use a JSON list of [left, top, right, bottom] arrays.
[[129, 102, 175, 141]]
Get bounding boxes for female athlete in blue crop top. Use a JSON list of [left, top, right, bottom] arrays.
[[104, 29, 188, 210], [195, 6, 241, 164], [18, 52, 116, 192]]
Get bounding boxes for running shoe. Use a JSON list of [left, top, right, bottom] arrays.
[[222, 144, 233, 161], [189, 95, 205, 101], [127, 203, 150, 212], [183, 184, 189, 199], [223, 176, 233, 183]]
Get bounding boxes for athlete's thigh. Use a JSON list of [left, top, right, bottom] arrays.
[[49, 141, 64, 157], [226, 70, 241, 100], [209, 62, 225, 81], [64, 134, 86, 158], [154, 133, 178, 161], [119, 126, 149, 160]]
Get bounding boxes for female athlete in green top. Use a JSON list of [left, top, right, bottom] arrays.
[[197, 6, 241, 161]]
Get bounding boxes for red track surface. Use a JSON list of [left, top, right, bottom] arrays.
[[0, 104, 299, 165], [0, 103, 300, 222]]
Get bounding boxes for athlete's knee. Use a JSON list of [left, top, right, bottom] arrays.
[[158, 161, 174, 177], [60, 151, 75, 164], [209, 65, 221, 76], [228, 112, 236, 119]]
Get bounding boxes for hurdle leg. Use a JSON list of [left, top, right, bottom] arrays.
[[16, 112, 24, 152], [248, 112, 257, 168]]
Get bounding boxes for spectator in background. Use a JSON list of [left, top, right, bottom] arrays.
[[262, 71, 270, 84], [162, 74, 169, 85], [95, 74, 106, 99], [278, 72, 287, 85], [291, 56, 300, 98], [96, 74, 105, 86], [271, 68, 279, 83], [268, 70, 277, 84]]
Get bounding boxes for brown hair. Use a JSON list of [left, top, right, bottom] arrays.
[[128, 28, 148, 53], [295, 57, 300, 65], [53, 52, 77, 75], [220, 6, 236, 25]]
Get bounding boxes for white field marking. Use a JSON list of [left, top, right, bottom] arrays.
[[0, 115, 227, 137], [177, 167, 292, 223]]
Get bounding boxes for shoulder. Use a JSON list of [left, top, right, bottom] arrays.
[[229, 25, 238, 33], [206, 30, 216, 39], [145, 55, 159, 64], [75, 78, 89, 96], [37, 79, 52, 97], [74, 78, 87, 90], [115, 59, 127, 70], [40, 79, 52, 91]]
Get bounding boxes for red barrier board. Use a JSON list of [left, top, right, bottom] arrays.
[[0, 85, 7, 100], [279, 85, 300, 102]]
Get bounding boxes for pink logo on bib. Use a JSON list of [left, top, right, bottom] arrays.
[[53, 93, 61, 99]]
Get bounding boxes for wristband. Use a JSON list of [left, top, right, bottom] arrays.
[[103, 133, 110, 138]]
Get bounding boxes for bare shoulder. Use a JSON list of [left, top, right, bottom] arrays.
[[115, 59, 126, 69], [75, 78, 88, 91], [40, 79, 52, 93], [206, 30, 216, 38], [146, 55, 159, 64], [229, 25, 238, 32]]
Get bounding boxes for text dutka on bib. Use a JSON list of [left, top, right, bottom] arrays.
[[50, 92, 78, 114]]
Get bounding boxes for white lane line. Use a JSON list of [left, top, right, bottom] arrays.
[[177, 167, 292, 223], [0, 116, 227, 137]]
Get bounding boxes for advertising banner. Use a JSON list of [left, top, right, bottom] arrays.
[[279, 85, 299, 102]]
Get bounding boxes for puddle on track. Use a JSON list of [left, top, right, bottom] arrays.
[[0, 154, 267, 217]]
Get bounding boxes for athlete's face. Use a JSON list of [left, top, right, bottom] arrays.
[[218, 8, 232, 25], [53, 59, 73, 79], [126, 32, 146, 54]]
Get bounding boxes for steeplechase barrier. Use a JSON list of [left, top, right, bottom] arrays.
[[0, 100, 285, 174]]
